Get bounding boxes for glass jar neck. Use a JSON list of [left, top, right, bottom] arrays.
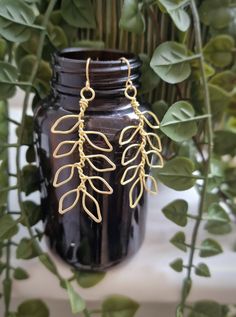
[[51, 48, 141, 111]]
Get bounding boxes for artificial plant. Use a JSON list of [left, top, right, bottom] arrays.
[[0, 0, 236, 316]]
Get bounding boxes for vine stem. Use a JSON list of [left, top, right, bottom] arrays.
[[14, 1, 90, 316], [179, 0, 213, 313]]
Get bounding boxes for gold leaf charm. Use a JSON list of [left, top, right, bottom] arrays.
[[51, 58, 116, 223], [119, 56, 164, 208]]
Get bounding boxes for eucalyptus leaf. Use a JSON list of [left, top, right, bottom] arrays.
[[119, 0, 145, 34], [189, 300, 224, 317], [102, 295, 139, 317], [160, 101, 199, 142], [16, 115, 34, 146], [0, 38, 7, 59], [170, 258, 183, 272], [0, 62, 18, 99], [162, 199, 188, 227], [49, 26, 68, 49], [139, 54, 160, 93], [152, 100, 168, 121], [214, 130, 236, 156], [75, 271, 106, 288], [20, 165, 40, 195], [20, 201, 42, 227], [61, 0, 96, 29], [170, 232, 187, 252], [13, 267, 29, 280], [150, 41, 192, 84], [195, 263, 211, 278], [0, 214, 18, 241], [17, 299, 49, 317], [157, 157, 196, 191], [39, 253, 59, 276], [203, 35, 235, 68], [210, 71, 236, 93], [199, 238, 223, 258], [158, 0, 190, 32], [0, 0, 36, 43], [65, 281, 86, 314], [16, 238, 38, 259]]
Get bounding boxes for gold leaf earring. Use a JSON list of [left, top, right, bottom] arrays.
[[119, 57, 164, 208], [51, 58, 116, 223]]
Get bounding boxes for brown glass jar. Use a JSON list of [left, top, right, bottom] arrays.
[[34, 48, 150, 271]]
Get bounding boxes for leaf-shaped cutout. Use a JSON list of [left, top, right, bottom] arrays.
[[121, 143, 142, 166], [51, 115, 80, 134], [145, 150, 164, 168], [53, 140, 78, 158], [88, 176, 113, 194], [58, 188, 80, 214], [85, 131, 113, 152], [129, 176, 144, 208], [142, 111, 160, 129], [143, 174, 158, 195], [86, 154, 116, 172], [119, 125, 140, 145], [82, 190, 102, 223], [121, 165, 140, 185], [146, 132, 162, 152], [53, 164, 76, 187]]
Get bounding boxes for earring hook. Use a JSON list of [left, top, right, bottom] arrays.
[[85, 57, 91, 88], [120, 57, 132, 87]]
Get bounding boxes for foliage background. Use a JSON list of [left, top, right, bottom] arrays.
[[0, 0, 236, 316]]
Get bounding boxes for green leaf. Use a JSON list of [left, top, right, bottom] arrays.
[[119, 0, 145, 34], [157, 157, 196, 191], [207, 203, 230, 223], [139, 54, 160, 93], [199, 239, 223, 258], [170, 232, 187, 252], [195, 263, 211, 278], [0, 62, 18, 99], [16, 115, 34, 146], [170, 258, 183, 272], [0, 38, 7, 59], [152, 100, 168, 121], [102, 295, 139, 317], [19, 55, 51, 97], [20, 201, 42, 227], [210, 71, 236, 93], [199, 0, 231, 30], [158, 0, 190, 32], [26, 145, 36, 163], [162, 199, 188, 227], [160, 101, 199, 142], [65, 281, 86, 314], [189, 300, 224, 317], [203, 35, 235, 68], [214, 130, 236, 156], [0, 0, 36, 43], [75, 271, 106, 288], [20, 165, 40, 195], [14, 267, 29, 280], [0, 214, 18, 241], [39, 253, 59, 276], [49, 26, 68, 50], [182, 277, 192, 302], [17, 299, 49, 317], [16, 238, 38, 259], [61, 0, 96, 29], [150, 41, 192, 84]]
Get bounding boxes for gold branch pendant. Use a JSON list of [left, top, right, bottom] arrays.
[[51, 60, 115, 223], [119, 87, 164, 209]]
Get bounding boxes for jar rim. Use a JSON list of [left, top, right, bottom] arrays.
[[54, 48, 139, 65]]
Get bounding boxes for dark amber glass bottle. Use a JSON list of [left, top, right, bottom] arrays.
[[34, 49, 150, 271]]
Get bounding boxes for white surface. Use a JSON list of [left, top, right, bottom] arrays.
[[4, 91, 236, 311]]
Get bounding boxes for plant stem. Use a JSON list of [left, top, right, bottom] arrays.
[[180, 0, 213, 313]]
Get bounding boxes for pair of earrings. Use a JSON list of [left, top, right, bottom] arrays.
[[51, 57, 163, 223]]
